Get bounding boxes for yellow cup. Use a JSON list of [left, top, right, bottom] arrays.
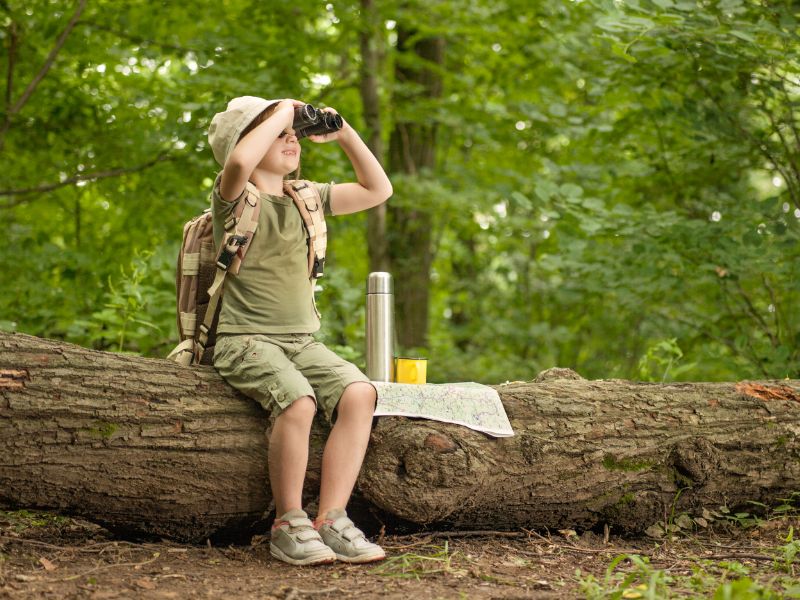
[[394, 357, 427, 384]]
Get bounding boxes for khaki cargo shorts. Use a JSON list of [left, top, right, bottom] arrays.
[[213, 333, 374, 423]]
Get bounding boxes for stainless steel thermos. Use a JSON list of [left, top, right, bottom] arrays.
[[366, 272, 395, 381]]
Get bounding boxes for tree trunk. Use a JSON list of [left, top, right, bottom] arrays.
[[386, 23, 446, 349], [2, 333, 799, 543], [359, 0, 389, 274]]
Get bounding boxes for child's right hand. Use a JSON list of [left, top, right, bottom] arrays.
[[275, 99, 305, 115]]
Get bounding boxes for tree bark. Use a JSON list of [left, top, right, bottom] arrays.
[[2, 333, 799, 543], [386, 23, 446, 349], [358, 0, 390, 274]]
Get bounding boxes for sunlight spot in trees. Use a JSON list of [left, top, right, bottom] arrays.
[[515, 121, 526, 130], [157, 60, 172, 76], [795, 208, 800, 219], [710, 211, 721, 222], [768, 304, 775, 313], [96, 64, 106, 74], [493, 202, 507, 218], [443, 307, 452, 319], [492, 43, 502, 52], [518, 141, 528, 150], [140, 58, 158, 71], [173, 140, 187, 150], [543, 230, 551, 239], [475, 213, 493, 230], [772, 176, 783, 187], [577, 78, 585, 89], [312, 73, 332, 87], [182, 112, 192, 123], [385, 20, 396, 30], [783, 202, 791, 213], [541, 215, 549, 222], [325, 3, 340, 23]]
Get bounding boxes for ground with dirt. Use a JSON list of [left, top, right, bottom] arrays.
[[1, 508, 798, 599]]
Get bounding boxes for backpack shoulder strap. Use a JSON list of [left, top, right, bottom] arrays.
[[196, 184, 261, 362], [284, 179, 327, 279]]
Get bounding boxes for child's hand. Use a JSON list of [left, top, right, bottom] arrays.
[[307, 107, 352, 143], [275, 99, 305, 114]]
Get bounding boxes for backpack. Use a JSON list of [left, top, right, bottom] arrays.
[[167, 178, 328, 366]]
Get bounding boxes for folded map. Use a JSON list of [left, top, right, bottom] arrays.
[[371, 381, 515, 438]]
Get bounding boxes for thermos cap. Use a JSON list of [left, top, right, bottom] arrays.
[[367, 271, 393, 294]]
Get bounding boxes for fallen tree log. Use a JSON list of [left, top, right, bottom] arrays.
[[1, 332, 799, 543]]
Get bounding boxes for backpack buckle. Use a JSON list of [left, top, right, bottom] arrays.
[[217, 234, 248, 270], [312, 256, 325, 278]]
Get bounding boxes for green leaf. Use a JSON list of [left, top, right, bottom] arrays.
[[729, 30, 755, 43]]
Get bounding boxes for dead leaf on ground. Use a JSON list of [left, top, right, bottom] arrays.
[[39, 557, 57, 571], [135, 578, 156, 590]]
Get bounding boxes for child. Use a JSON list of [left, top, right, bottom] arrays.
[[207, 96, 393, 565]]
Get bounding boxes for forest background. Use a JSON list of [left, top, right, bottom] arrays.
[[1, 0, 797, 385]]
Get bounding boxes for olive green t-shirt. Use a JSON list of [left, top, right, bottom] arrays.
[[210, 173, 333, 334]]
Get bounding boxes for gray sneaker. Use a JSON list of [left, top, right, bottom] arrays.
[[317, 508, 386, 564], [270, 509, 336, 566]]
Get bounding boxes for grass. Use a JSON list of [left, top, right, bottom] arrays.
[[369, 542, 466, 580], [0, 509, 72, 533], [576, 495, 800, 600]]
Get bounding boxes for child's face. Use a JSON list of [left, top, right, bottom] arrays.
[[258, 127, 301, 175]]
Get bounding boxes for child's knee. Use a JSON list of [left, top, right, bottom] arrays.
[[336, 382, 377, 420], [277, 395, 317, 425]]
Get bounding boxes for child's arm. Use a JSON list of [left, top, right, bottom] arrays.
[[308, 108, 393, 215], [218, 100, 299, 202]]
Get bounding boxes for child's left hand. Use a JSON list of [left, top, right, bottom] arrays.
[[307, 107, 352, 143]]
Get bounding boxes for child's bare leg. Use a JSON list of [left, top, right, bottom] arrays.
[[269, 395, 316, 517], [316, 382, 377, 520]]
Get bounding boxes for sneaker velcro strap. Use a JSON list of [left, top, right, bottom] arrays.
[[295, 529, 322, 543], [342, 528, 364, 542], [331, 517, 355, 533], [288, 518, 313, 528]]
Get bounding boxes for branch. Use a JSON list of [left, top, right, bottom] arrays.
[[760, 272, 782, 343], [730, 279, 779, 348], [777, 74, 800, 165], [760, 96, 800, 195], [0, 0, 87, 151], [717, 279, 771, 377], [0, 153, 175, 207], [5, 19, 17, 110], [686, 48, 800, 207]]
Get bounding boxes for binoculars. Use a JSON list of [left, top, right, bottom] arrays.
[[291, 104, 344, 139]]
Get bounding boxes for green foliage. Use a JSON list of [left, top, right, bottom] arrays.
[[637, 338, 696, 382], [577, 553, 672, 599], [369, 542, 462, 580], [1, 0, 797, 384]]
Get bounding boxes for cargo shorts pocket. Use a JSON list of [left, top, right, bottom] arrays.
[[214, 335, 315, 417], [258, 368, 307, 413]]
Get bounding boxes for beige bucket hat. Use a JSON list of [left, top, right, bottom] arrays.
[[208, 96, 282, 166]]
